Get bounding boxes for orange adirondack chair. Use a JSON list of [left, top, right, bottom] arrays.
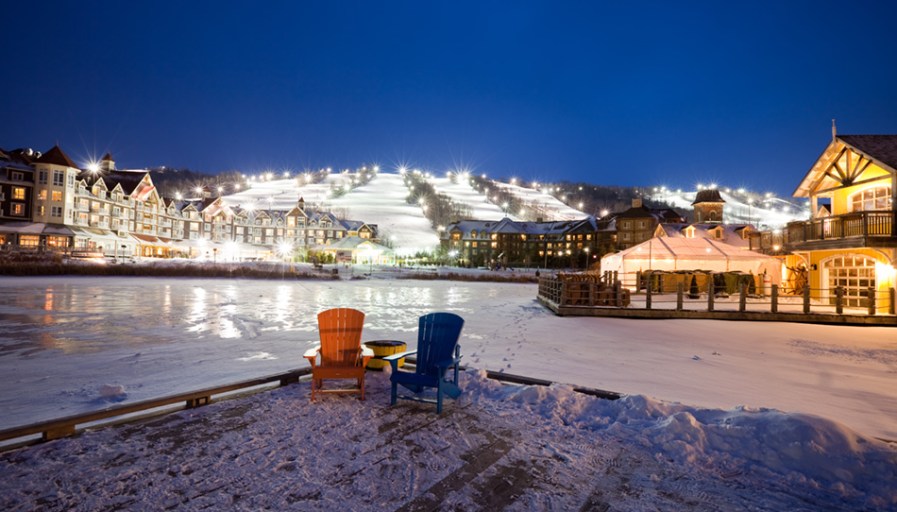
[[303, 308, 373, 401]]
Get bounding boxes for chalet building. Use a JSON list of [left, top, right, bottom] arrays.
[[0, 147, 74, 250], [0, 149, 35, 222], [692, 189, 725, 223], [443, 217, 599, 268], [776, 133, 897, 310], [0, 145, 377, 261], [611, 198, 686, 250], [32, 145, 80, 227]]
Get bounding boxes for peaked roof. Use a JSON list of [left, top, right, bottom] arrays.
[[82, 170, 147, 194], [36, 145, 77, 168], [794, 134, 897, 197], [692, 189, 725, 204], [101, 152, 114, 161], [838, 135, 897, 172]]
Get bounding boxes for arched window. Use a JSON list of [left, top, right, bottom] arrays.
[[849, 186, 892, 212]]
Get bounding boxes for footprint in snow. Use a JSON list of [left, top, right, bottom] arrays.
[[692, 355, 701, 361]]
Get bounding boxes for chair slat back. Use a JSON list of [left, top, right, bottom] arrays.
[[317, 308, 365, 367], [415, 312, 464, 376]]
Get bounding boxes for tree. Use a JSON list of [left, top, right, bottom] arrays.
[[688, 275, 700, 299]]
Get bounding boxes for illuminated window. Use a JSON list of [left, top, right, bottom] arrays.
[[12, 187, 26, 200], [19, 235, 40, 247], [11, 203, 25, 216], [51, 191, 63, 201], [824, 255, 876, 308], [849, 186, 892, 212]]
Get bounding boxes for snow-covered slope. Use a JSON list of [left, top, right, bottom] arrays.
[[649, 187, 809, 228], [326, 173, 439, 256], [221, 174, 810, 255], [429, 175, 513, 221], [494, 182, 587, 220]]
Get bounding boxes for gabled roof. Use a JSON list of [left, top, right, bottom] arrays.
[[838, 135, 897, 172], [794, 135, 897, 197], [36, 145, 77, 168], [82, 170, 148, 195]]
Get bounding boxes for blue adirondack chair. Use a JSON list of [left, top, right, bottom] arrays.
[[384, 312, 464, 414]]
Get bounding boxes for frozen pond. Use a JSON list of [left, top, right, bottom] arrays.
[[1, 276, 896, 440]]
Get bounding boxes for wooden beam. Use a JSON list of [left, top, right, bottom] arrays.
[[852, 158, 873, 182], [0, 367, 312, 445], [814, 175, 893, 195]]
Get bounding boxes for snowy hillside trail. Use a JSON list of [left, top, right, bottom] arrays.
[[3, 371, 893, 511], [326, 173, 439, 255], [429, 175, 513, 221]]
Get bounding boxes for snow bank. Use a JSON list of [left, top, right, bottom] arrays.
[[461, 370, 897, 507]]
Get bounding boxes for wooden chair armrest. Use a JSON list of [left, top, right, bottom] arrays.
[[303, 346, 320, 359], [384, 349, 417, 362], [435, 356, 462, 370]]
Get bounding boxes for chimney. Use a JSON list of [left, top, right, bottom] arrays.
[[832, 119, 837, 141], [632, 198, 643, 208]]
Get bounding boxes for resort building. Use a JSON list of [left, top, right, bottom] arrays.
[[443, 217, 600, 269], [778, 133, 896, 311], [0, 145, 378, 261]]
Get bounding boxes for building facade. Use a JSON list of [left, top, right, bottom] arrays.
[[0, 145, 377, 260], [778, 134, 896, 310]]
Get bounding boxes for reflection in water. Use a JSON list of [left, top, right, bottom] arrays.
[[0, 278, 498, 357], [188, 286, 208, 333]]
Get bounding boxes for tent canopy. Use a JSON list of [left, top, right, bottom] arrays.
[[601, 237, 782, 284]]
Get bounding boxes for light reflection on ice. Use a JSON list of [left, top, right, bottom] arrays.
[[237, 351, 277, 362]]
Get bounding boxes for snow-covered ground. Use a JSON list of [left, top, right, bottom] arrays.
[[1, 275, 896, 508], [2, 369, 895, 510]]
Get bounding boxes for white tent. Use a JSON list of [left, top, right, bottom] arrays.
[[601, 237, 782, 286]]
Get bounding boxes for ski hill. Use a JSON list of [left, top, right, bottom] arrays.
[[222, 171, 586, 255], [646, 187, 809, 229], [221, 171, 810, 255]]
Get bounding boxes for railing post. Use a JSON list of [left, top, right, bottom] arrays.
[[560, 281, 566, 306], [614, 280, 622, 307], [835, 286, 844, 315], [646, 281, 652, 310], [868, 287, 876, 316], [803, 285, 811, 314], [891, 288, 896, 315], [677, 283, 683, 311], [771, 284, 778, 313], [707, 279, 714, 312], [739, 283, 747, 312], [588, 282, 596, 307]]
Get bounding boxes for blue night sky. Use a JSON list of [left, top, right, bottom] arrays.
[[2, 1, 896, 196]]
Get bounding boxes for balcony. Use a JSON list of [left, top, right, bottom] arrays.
[[785, 211, 895, 250]]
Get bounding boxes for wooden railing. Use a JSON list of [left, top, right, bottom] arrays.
[[785, 211, 894, 245], [0, 367, 310, 447]]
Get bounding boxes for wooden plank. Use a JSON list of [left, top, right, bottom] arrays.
[[0, 367, 311, 444]]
